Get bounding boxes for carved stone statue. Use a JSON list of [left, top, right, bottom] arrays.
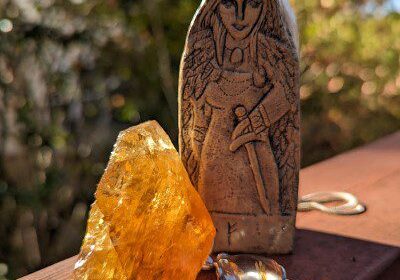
[[178, 0, 300, 254]]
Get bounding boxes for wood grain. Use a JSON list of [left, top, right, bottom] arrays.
[[20, 131, 400, 280], [19, 257, 76, 280]]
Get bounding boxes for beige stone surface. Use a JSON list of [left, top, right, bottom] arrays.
[[179, 0, 300, 253]]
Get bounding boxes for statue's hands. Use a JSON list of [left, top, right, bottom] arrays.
[[229, 106, 269, 152]]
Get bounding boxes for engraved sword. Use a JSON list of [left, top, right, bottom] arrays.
[[234, 106, 271, 214]]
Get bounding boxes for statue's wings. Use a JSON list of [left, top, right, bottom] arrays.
[[178, 28, 221, 187], [258, 34, 300, 215]]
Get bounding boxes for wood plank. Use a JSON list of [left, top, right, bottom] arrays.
[[19, 132, 400, 280], [19, 257, 76, 280], [297, 131, 400, 247]]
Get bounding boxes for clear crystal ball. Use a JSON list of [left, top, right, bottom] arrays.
[[215, 253, 287, 280]]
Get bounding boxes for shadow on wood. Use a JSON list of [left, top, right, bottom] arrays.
[[20, 229, 399, 280], [198, 229, 400, 280]]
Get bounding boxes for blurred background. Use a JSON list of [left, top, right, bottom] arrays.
[[0, 0, 399, 278]]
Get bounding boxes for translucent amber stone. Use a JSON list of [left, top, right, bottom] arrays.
[[74, 121, 216, 280]]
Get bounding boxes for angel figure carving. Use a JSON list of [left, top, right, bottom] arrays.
[[179, 0, 300, 254]]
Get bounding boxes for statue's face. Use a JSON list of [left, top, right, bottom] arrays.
[[219, 0, 263, 41]]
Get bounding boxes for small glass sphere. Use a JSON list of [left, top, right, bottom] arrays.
[[215, 253, 286, 280]]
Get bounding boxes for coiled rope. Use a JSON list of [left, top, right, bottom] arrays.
[[298, 191, 366, 215]]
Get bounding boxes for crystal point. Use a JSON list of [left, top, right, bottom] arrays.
[[74, 121, 216, 280]]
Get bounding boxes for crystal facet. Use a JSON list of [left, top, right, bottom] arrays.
[[74, 121, 216, 280]]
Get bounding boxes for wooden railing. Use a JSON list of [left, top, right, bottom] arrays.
[[20, 132, 400, 280]]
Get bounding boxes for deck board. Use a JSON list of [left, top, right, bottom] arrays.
[[20, 132, 400, 280]]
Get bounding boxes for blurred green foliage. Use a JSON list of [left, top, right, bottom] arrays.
[[0, 0, 399, 278], [299, 0, 400, 163]]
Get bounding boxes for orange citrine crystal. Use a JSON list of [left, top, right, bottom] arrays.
[[73, 121, 216, 280]]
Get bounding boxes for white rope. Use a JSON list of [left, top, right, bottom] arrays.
[[298, 191, 366, 215]]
